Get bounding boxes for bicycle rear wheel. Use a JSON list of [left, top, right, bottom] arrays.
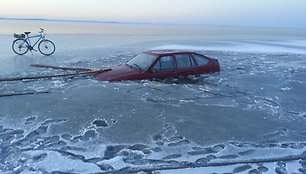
[[38, 39, 56, 56], [12, 39, 29, 55]]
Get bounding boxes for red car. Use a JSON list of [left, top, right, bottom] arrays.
[[94, 50, 220, 81]]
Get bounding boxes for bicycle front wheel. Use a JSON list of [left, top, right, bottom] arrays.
[[38, 39, 56, 56], [12, 39, 29, 55]]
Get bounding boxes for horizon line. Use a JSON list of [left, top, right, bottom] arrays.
[[0, 17, 231, 27], [0, 17, 305, 29], [0, 17, 150, 25]]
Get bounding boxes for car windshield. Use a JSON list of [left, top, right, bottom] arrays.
[[127, 53, 157, 70]]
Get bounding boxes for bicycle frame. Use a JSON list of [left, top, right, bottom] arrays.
[[25, 33, 46, 49]]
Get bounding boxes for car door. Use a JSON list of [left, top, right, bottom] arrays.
[[191, 53, 211, 73], [174, 54, 198, 76], [148, 55, 178, 79]]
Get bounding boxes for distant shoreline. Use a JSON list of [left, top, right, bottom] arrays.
[[0, 17, 146, 25], [1, 17, 305, 30]]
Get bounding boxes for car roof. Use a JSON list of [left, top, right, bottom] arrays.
[[144, 50, 194, 55]]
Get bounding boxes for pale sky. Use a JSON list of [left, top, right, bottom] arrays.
[[1, 0, 306, 27]]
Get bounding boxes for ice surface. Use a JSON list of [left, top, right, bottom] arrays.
[[0, 21, 306, 173], [153, 40, 306, 54], [23, 150, 101, 173]]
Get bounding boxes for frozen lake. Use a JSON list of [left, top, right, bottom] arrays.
[[0, 20, 306, 173]]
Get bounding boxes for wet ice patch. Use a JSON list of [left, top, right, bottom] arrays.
[[93, 119, 109, 127], [92, 119, 117, 128], [188, 144, 225, 156]]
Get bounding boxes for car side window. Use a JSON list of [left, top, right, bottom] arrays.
[[175, 54, 196, 68], [152, 56, 175, 72], [193, 54, 209, 66]]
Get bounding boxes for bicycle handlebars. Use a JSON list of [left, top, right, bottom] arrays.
[[39, 28, 45, 33]]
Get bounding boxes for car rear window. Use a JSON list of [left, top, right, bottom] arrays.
[[175, 54, 196, 68], [193, 54, 209, 66]]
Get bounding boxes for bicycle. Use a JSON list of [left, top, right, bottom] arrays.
[[12, 28, 56, 56]]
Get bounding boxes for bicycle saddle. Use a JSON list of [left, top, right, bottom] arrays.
[[24, 32, 31, 35]]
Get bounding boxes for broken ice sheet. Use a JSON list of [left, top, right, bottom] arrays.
[[1, 29, 306, 173]]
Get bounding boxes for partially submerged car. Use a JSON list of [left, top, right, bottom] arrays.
[[94, 50, 220, 81]]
